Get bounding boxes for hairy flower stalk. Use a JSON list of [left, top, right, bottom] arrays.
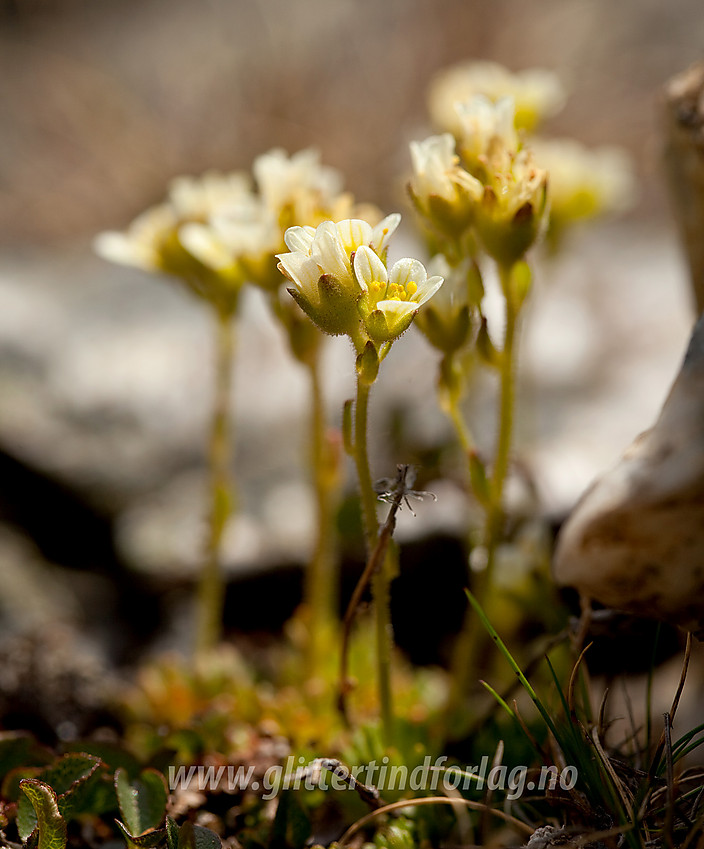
[[409, 92, 548, 721], [197, 305, 236, 655], [95, 170, 255, 658], [277, 215, 443, 745]]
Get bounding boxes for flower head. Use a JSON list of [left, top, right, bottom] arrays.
[[429, 61, 566, 137], [475, 146, 549, 265], [455, 95, 519, 176], [94, 170, 257, 312], [94, 203, 178, 273], [413, 255, 479, 353], [276, 215, 401, 337], [168, 171, 252, 220], [354, 246, 444, 342], [530, 137, 636, 248], [253, 148, 352, 226], [408, 134, 482, 237]]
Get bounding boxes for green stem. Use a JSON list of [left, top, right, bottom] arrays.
[[448, 262, 519, 720], [353, 373, 394, 746], [195, 306, 235, 657], [304, 353, 337, 680], [442, 353, 475, 457]]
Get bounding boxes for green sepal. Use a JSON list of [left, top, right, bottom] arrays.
[[287, 275, 361, 338], [466, 262, 485, 306], [408, 184, 474, 240], [475, 184, 547, 266], [418, 304, 471, 354], [18, 779, 67, 849], [476, 317, 500, 368], [355, 341, 379, 385]]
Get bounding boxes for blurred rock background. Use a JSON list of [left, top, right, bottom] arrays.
[[0, 0, 702, 658]]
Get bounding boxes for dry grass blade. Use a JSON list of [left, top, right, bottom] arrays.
[[480, 739, 504, 842], [567, 641, 592, 717], [650, 633, 693, 778], [336, 796, 534, 846], [591, 725, 635, 822]]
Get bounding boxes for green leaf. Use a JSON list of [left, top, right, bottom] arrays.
[[41, 753, 103, 797], [166, 816, 180, 849], [178, 821, 221, 849], [18, 779, 67, 849], [63, 741, 141, 779], [270, 791, 311, 849], [115, 819, 166, 848], [115, 768, 168, 837], [0, 733, 51, 784], [16, 754, 102, 836]]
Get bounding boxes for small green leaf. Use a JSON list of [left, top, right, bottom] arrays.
[[41, 753, 102, 796], [270, 791, 311, 849], [0, 733, 51, 785], [166, 816, 180, 849], [18, 779, 67, 849], [115, 768, 168, 837], [178, 821, 221, 849], [16, 753, 103, 835], [115, 819, 166, 849], [63, 741, 141, 779]]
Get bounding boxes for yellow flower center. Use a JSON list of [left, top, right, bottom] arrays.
[[370, 279, 418, 303]]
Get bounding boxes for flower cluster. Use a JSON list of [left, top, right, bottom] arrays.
[[95, 148, 382, 315], [410, 97, 548, 268], [428, 60, 566, 137], [277, 215, 443, 346], [414, 61, 635, 264]]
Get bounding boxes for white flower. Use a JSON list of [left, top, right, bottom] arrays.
[[93, 203, 177, 272], [429, 61, 566, 136], [179, 198, 280, 273], [353, 245, 443, 341], [278, 214, 401, 300], [253, 148, 345, 216], [455, 95, 519, 166], [474, 146, 549, 264], [168, 171, 253, 220], [276, 214, 402, 337], [410, 134, 482, 204], [530, 137, 636, 232]]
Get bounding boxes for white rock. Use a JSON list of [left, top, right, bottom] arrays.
[[554, 313, 704, 634]]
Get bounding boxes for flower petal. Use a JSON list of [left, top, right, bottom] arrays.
[[312, 221, 352, 283], [388, 257, 427, 290], [335, 219, 373, 255], [180, 223, 232, 270], [284, 225, 316, 253], [413, 275, 445, 306], [276, 250, 321, 301], [354, 245, 388, 292], [376, 300, 418, 321], [370, 213, 401, 253], [93, 231, 155, 269]]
